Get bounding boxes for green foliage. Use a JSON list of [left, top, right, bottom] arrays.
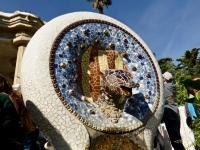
[[180, 79, 200, 106], [176, 48, 200, 76], [158, 57, 175, 73], [191, 117, 200, 147], [176, 77, 189, 105]]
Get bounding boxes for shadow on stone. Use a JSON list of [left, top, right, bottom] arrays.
[[124, 93, 151, 121], [26, 100, 72, 150]]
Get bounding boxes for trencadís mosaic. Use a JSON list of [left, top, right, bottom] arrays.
[[49, 19, 160, 133]]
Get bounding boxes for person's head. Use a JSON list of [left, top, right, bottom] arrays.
[[0, 74, 13, 94], [187, 76, 200, 97], [163, 71, 173, 83]]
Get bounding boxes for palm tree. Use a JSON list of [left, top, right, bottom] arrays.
[[86, 0, 112, 14]]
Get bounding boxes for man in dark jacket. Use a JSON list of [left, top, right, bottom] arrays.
[[162, 71, 185, 150]]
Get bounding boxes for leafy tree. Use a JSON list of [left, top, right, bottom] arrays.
[[86, 0, 112, 14], [192, 118, 200, 148], [176, 48, 200, 77], [157, 57, 175, 74], [175, 73, 191, 105]]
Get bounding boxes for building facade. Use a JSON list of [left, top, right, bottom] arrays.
[[0, 11, 44, 84]]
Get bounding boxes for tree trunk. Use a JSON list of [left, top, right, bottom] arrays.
[[98, 7, 104, 14]]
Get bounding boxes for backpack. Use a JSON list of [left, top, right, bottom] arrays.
[[185, 102, 197, 127]]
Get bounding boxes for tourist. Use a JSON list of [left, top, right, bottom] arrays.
[[185, 77, 200, 150], [185, 77, 200, 124], [162, 72, 185, 150], [0, 74, 36, 150]]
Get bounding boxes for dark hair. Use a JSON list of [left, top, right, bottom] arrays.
[[186, 76, 200, 96], [166, 79, 173, 83], [0, 74, 13, 94], [0, 74, 36, 132], [187, 87, 194, 96]]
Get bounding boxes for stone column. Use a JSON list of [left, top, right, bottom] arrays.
[[13, 32, 31, 84]]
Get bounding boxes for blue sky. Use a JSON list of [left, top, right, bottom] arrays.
[[1, 0, 200, 62]]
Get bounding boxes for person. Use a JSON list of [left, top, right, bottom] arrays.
[[185, 77, 200, 150], [0, 74, 36, 150], [162, 71, 185, 150], [185, 77, 200, 121]]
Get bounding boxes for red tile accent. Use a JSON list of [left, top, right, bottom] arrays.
[[106, 51, 115, 69], [89, 47, 100, 101]]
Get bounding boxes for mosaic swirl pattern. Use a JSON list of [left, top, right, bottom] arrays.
[[50, 20, 160, 132]]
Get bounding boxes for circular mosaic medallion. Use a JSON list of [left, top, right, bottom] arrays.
[[50, 19, 160, 133]]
